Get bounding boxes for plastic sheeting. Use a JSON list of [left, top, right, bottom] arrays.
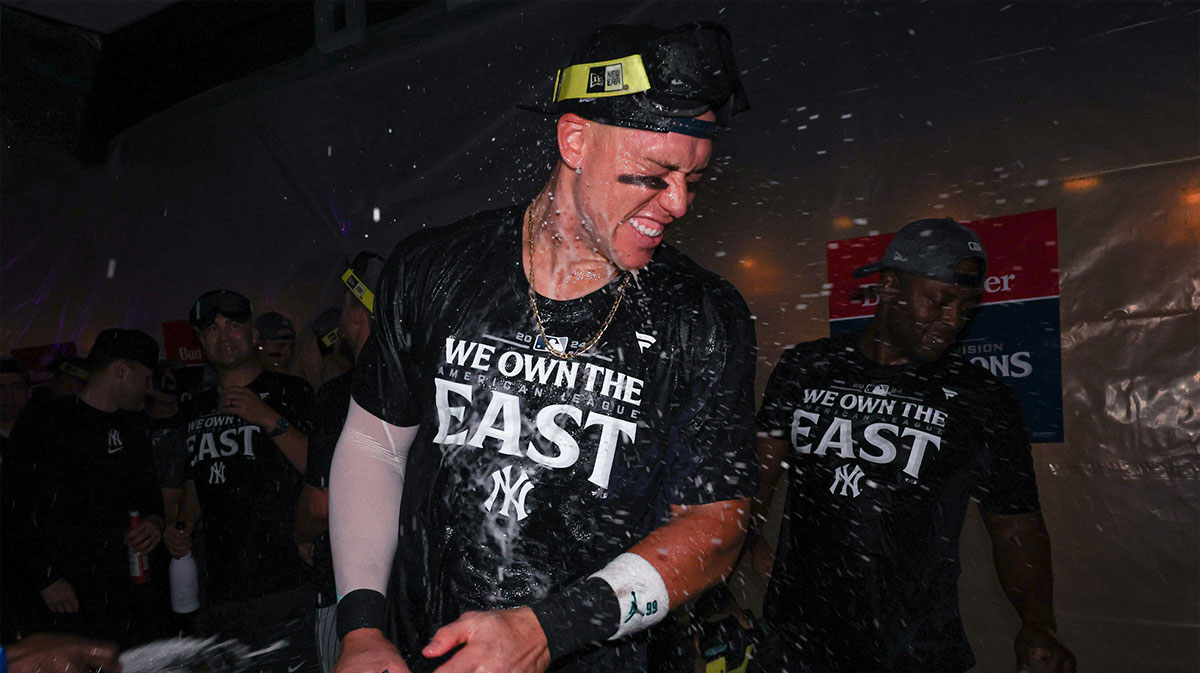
[[2, 2, 1197, 671]]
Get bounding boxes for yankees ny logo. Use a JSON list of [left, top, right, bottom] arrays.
[[830, 464, 865, 498], [209, 462, 227, 485], [107, 429, 123, 454], [483, 465, 534, 521]]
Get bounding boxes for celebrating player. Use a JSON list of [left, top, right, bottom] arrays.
[[330, 22, 756, 673]]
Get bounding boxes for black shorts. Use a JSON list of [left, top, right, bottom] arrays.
[[200, 586, 320, 673]]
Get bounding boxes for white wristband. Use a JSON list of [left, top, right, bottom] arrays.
[[589, 552, 670, 639]]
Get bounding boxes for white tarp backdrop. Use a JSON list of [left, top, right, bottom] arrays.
[[2, 2, 1197, 671]]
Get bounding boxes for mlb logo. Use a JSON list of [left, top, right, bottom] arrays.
[[864, 384, 891, 396], [533, 334, 568, 353]]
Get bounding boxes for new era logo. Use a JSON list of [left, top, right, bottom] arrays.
[[586, 64, 625, 94], [968, 241, 983, 252]]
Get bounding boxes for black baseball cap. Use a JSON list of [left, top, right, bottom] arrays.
[[853, 218, 988, 288], [190, 290, 253, 329], [522, 22, 750, 139], [87, 329, 160, 372], [311, 307, 342, 354], [341, 251, 386, 313], [0, 357, 31, 386], [255, 311, 296, 341]]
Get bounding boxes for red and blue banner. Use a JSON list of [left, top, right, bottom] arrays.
[[826, 208, 1064, 443]]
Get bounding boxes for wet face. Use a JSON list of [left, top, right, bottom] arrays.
[[257, 339, 295, 372], [883, 259, 982, 362], [198, 314, 256, 369], [572, 113, 713, 270]]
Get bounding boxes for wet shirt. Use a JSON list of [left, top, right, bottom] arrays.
[[3, 396, 162, 590], [305, 367, 355, 607], [353, 206, 758, 672], [178, 370, 316, 604], [757, 331, 1040, 673]]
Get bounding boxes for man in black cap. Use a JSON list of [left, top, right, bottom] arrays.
[[331, 22, 755, 673], [0, 357, 31, 449], [1, 328, 166, 646], [296, 252, 386, 673], [163, 289, 320, 672], [256, 311, 299, 374], [753, 218, 1076, 672]]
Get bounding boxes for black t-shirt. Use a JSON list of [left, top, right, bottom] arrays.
[[2, 396, 163, 590], [353, 205, 758, 672], [757, 331, 1040, 673], [177, 370, 316, 604], [305, 367, 355, 607]]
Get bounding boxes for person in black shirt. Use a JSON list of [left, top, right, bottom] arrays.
[[754, 218, 1076, 673], [162, 289, 320, 673], [330, 23, 755, 673], [1, 328, 165, 647], [296, 252, 386, 673]]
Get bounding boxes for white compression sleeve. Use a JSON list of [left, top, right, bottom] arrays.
[[329, 398, 417, 599]]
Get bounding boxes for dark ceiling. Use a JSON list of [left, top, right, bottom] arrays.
[[1, 0, 428, 166]]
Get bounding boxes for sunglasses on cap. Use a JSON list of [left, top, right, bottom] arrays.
[[190, 290, 253, 329]]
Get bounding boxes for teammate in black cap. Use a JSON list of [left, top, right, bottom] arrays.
[[330, 22, 755, 673], [2, 328, 167, 646], [754, 218, 1076, 672], [297, 252, 386, 673]]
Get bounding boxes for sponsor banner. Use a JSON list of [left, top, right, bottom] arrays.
[[162, 320, 205, 365], [11, 342, 77, 387], [825, 209, 1064, 443]]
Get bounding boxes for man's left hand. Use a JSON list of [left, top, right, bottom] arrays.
[[125, 517, 162, 554], [424, 607, 550, 673], [219, 386, 276, 427], [1014, 623, 1076, 673]]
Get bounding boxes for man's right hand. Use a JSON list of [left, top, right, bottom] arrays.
[[39, 578, 79, 613], [333, 628, 411, 673], [163, 520, 193, 559]]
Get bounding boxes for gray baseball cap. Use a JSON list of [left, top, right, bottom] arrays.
[[852, 217, 987, 287]]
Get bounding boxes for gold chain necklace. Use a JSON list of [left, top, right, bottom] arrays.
[[525, 208, 630, 361]]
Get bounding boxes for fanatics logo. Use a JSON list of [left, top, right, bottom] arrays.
[[942, 387, 959, 399], [635, 331, 656, 353], [533, 333, 568, 354], [830, 463, 865, 498]]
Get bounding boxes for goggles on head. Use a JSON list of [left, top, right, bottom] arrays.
[[190, 290, 252, 329], [548, 22, 749, 139]]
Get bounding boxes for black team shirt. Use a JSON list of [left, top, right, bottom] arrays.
[[177, 370, 316, 605], [757, 331, 1041, 673], [1, 396, 163, 642], [353, 206, 758, 673]]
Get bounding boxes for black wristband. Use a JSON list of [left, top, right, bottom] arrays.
[[530, 577, 620, 661], [336, 588, 387, 640]]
